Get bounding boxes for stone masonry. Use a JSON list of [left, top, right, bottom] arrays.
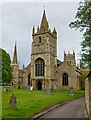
[[11, 10, 82, 90], [85, 71, 91, 119]]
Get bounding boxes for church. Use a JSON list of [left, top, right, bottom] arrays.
[[11, 10, 81, 90]]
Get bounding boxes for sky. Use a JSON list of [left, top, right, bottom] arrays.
[[1, 1, 83, 68]]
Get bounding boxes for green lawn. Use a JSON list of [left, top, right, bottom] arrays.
[[2, 87, 84, 118]]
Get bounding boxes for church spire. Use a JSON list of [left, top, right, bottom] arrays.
[[52, 27, 57, 38], [40, 10, 49, 32], [12, 41, 18, 64]]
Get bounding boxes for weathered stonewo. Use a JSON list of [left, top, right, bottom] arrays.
[[11, 10, 82, 91], [85, 71, 91, 119]]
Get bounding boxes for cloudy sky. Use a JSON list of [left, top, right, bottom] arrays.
[[1, 1, 83, 68]]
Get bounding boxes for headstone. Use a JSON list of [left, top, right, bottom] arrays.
[[69, 88, 74, 96], [8, 94, 17, 109], [18, 85, 20, 89], [30, 86, 33, 91], [45, 88, 52, 95]]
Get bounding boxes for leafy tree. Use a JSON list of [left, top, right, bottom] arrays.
[[80, 69, 90, 89], [69, 1, 91, 69], [0, 48, 12, 84]]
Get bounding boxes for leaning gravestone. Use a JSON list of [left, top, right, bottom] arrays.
[[8, 94, 17, 109], [45, 88, 52, 95]]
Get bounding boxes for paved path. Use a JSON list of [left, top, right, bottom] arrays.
[[40, 97, 86, 118]]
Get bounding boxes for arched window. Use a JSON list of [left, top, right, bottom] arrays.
[[35, 58, 44, 76], [62, 73, 68, 86]]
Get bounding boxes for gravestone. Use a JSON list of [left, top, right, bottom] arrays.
[[30, 86, 33, 91], [69, 88, 74, 96], [18, 85, 20, 89], [45, 88, 52, 95], [8, 94, 17, 109]]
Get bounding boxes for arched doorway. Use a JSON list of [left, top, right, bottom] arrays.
[[37, 80, 42, 90], [62, 73, 68, 86]]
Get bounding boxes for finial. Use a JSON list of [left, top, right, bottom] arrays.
[[64, 50, 66, 61], [23, 64, 24, 69], [32, 25, 35, 34], [37, 25, 39, 32], [53, 27, 57, 33], [73, 49, 75, 56]]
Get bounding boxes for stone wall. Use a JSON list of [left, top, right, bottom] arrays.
[[85, 74, 91, 119]]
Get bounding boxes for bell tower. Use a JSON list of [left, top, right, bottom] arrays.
[[31, 10, 57, 90], [64, 50, 76, 66]]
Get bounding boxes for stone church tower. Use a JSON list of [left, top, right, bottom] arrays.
[[64, 51, 76, 66], [31, 10, 57, 90], [11, 42, 19, 85]]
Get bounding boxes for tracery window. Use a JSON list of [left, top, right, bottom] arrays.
[[35, 58, 44, 76], [62, 73, 68, 86]]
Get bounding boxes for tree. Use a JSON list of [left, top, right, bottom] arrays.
[[0, 48, 12, 84], [69, 1, 91, 69]]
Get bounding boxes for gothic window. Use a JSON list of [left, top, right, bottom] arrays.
[[35, 58, 44, 76], [39, 36, 41, 43], [62, 73, 68, 86]]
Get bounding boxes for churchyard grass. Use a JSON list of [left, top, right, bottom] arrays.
[[2, 87, 84, 118]]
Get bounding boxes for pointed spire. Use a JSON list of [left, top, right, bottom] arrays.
[[73, 50, 75, 56], [32, 25, 35, 35], [64, 50, 66, 61], [52, 27, 57, 38], [64, 50, 66, 55], [12, 41, 18, 64], [40, 10, 49, 32], [23, 64, 25, 69], [37, 25, 39, 32], [53, 27, 57, 33]]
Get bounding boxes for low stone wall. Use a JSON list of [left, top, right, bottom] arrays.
[[85, 74, 91, 119]]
